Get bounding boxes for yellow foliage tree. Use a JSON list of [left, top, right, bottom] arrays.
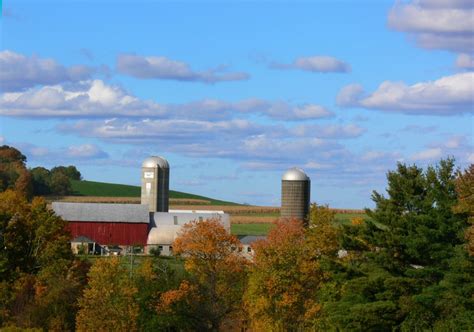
[[76, 257, 138, 332], [245, 204, 340, 330]]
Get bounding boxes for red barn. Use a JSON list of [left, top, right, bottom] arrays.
[[52, 202, 150, 247]]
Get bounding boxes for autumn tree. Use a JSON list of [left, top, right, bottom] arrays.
[[157, 218, 248, 331], [0, 145, 32, 197], [134, 257, 184, 331], [245, 207, 340, 331], [76, 257, 139, 332], [0, 190, 86, 330], [0, 190, 72, 281]]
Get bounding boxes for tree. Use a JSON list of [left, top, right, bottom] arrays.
[[0, 145, 32, 197], [0, 190, 72, 281], [48, 172, 72, 196], [320, 159, 473, 331], [50, 166, 82, 181], [157, 218, 248, 331], [0, 190, 86, 330], [245, 208, 340, 331], [454, 164, 474, 255], [76, 257, 139, 332], [30, 167, 51, 196]]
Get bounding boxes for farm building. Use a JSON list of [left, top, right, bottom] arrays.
[[53, 202, 150, 254], [51, 156, 230, 256], [238, 235, 267, 259]]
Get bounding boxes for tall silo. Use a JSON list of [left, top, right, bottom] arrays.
[[281, 167, 311, 223], [141, 156, 170, 212]]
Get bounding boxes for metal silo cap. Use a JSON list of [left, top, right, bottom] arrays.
[[142, 156, 170, 168], [282, 167, 309, 181]]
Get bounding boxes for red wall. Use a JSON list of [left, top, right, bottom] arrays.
[[68, 222, 148, 246]]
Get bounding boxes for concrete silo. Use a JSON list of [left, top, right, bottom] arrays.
[[281, 167, 311, 223], [141, 156, 170, 212]]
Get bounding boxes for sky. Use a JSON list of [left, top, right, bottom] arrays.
[[0, 0, 473, 208]]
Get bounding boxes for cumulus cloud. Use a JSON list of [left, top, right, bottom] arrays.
[[270, 55, 351, 73], [0, 80, 332, 121], [337, 72, 474, 115], [456, 53, 474, 69], [0, 136, 5, 145], [387, 0, 474, 53], [55, 117, 360, 165], [116, 54, 249, 83], [66, 144, 108, 159], [13, 142, 108, 162], [0, 50, 94, 92]]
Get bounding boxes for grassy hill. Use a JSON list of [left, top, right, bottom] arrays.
[[70, 180, 240, 206]]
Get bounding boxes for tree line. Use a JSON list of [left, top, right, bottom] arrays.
[[0, 148, 472, 331], [0, 145, 81, 197]]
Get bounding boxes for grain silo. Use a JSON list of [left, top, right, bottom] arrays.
[[281, 167, 311, 223], [141, 156, 170, 212]]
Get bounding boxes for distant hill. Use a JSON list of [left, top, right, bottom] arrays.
[[71, 180, 240, 206]]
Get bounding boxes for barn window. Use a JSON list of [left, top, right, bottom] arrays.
[[247, 247, 252, 253], [169, 246, 173, 253], [173, 216, 178, 225]]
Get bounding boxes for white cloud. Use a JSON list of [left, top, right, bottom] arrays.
[[411, 148, 443, 161], [0, 136, 4, 145], [0, 80, 333, 121], [304, 161, 332, 170], [291, 124, 365, 139], [443, 135, 463, 148], [270, 55, 351, 73], [0, 50, 94, 92], [116, 54, 249, 83], [456, 53, 474, 69], [66, 144, 108, 158], [387, 0, 474, 53], [337, 72, 474, 115]]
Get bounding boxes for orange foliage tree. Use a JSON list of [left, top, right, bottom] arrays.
[[245, 204, 340, 330], [157, 218, 248, 331]]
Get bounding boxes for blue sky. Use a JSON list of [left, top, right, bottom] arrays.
[[1, 0, 473, 208]]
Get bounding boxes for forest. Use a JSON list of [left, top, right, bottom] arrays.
[[0, 145, 473, 331]]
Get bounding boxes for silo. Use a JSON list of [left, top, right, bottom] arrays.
[[141, 156, 170, 212], [281, 167, 311, 223]]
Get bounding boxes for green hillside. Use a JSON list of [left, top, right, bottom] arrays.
[[70, 180, 240, 206]]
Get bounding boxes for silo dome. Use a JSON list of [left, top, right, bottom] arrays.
[[282, 167, 309, 181], [142, 156, 169, 168]]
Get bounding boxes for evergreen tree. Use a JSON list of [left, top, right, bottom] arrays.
[[321, 159, 473, 331]]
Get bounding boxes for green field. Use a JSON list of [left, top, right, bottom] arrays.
[[231, 223, 276, 236], [71, 180, 240, 205], [231, 213, 370, 236]]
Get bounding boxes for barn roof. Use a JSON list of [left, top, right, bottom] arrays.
[[52, 202, 150, 223], [238, 235, 267, 245]]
